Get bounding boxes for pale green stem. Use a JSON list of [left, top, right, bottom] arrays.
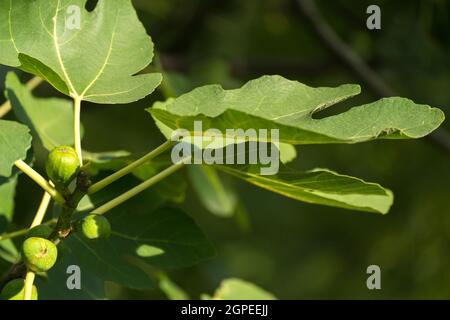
[[25, 77, 43, 91], [23, 192, 52, 300], [23, 271, 35, 300], [88, 141, 174, 194], [0, 219, 57, 241], [93, 160, 187, 215], [73, 96, 83, 165], [0, 100, 12, 118], [30, 192, 52, 228], [14, 160, 65, 204], [0, 77, 43, 118], [23, 191, 53, 300], [0, 228, 28, 241]]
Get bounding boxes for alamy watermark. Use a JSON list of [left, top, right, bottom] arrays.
[[366, 5, 381, 30], [66, 265, 81, 290], [65, 5, 81, 30], [366, 265, 381, 290], [170, 121, 280, 175]]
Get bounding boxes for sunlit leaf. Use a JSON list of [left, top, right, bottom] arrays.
[[149, 75, 444, 145], [217, 165, 393, 214], [0, 0, 161, 103]]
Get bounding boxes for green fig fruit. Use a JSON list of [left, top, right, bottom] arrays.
[[45, 146, 80, 186], [0, 278, 38, 300], [22, 237, 58, 273], [26, 225, 53, 239], [78, 214, 111, 240]]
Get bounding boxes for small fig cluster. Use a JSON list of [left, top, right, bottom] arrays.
[[7, 147, 114, 300]]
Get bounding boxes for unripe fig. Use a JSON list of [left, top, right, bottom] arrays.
[[45, 146, 80, 186], [0, 278, 38, 300], [22, 237, 58, 273], [78, 214, 111, 240], [26, 225, 53, 239]]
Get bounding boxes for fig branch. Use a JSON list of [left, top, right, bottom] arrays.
[[3, 126, 182, 299], [0, 219, 57, 241], [50, 169, 92, 239], [49, 143, 185, 237], [9, 146, 85, 299], [23, 272, 35, 300]]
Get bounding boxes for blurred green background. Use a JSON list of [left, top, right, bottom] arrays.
[[1, 0, 449, 299]]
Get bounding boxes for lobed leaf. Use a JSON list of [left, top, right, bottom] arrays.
[[0, 0, 161, 103], [149, 75, 444, 145]]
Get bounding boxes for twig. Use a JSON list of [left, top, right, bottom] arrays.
[[0, 219, 57, 241], [23, 272, 35, 300], [296, 0, 450, 154]]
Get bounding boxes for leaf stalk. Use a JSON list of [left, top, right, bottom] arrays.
[[23, 271, 35, 300], [14, 160, 65, 204], [87, 140, 174, 194], [73, 96, 83, 165], [93, 159, 187, 215], [30, 192, 53, 228]]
